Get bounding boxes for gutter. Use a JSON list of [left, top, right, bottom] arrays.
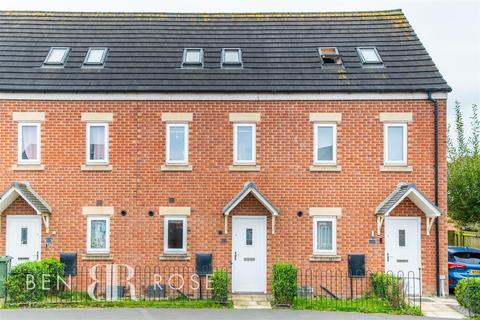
[[427, 91, 441, 297]]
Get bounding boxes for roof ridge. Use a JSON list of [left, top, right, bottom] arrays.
[[0, 9, 404, 18]]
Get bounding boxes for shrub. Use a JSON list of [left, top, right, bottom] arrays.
[[211, 270, 229, 304], [455, 277, 480, 314], [5, 258, 64, 303], [371, 272, 405, 309], [272, 262, 298, 306]]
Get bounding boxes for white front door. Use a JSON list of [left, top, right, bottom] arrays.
[[385, 217, 421, 295], [232, 216, 267, 293], [6, 216, 42, 267]]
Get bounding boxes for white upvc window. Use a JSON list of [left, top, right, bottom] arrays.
[[164, 216, 187, 254], [313, 216, 337, 255], [86, 215, 110, 254], [314, 123, 336, 165], [86, 123, 109, 164], [384, 123, 407, 165], [166, 123, 188, 164], [18, 122, 41, 164], [234, 123, 256, 165]]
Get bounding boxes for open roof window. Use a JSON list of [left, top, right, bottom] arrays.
[[182, 48, 203, 67], [84, 48, 108, 66], [44, 47, 70, 66], [222, 48, 242, 68], [357, 47, 383, 65], [318, 47, 342, 67]]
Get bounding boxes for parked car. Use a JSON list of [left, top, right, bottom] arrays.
[[448, 246, 480, 290]]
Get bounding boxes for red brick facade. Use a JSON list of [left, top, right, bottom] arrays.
[[0, 98, 447, 295]]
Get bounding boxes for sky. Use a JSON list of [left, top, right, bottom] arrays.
[[1, 0, 479, 135]]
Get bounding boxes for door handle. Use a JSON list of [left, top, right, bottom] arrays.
[[387, 253, 390, 262], [234, 251, 238, 261], [36, 251, 39, 260]]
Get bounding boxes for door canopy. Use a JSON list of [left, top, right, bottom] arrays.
[[223, 181, 279, 234], [375, 182, 441, 236], [0, 181, 52, 232]]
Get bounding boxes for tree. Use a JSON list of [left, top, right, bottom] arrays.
[[470, 104, 480, 155]]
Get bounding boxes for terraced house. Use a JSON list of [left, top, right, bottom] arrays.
[[0, 10, 450, 295]]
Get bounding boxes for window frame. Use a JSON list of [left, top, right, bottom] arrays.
[[221, 48, 243, 68], [83, 47, 108, 66], [318, 47, 342, 66], [313, 123, 337, 165], [163, 216, 187, 254], [356, 47, 383, 65], [17, 122, 41, 165], [384, 122, 408, 165], [166, 122, 189, 165], [182, 48, 204, 67], [44, 47, 70, 66], [233, 122, 256, 165], [86, 122, 109, 165], [313, 216, 337, 255], [86, 215, 110, 254]]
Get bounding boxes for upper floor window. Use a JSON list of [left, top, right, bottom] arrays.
[[84, 48, 108, 66], [357, 47, 382, 65], [44, 47, 70, 66], [314, 123, 336, 165], [222, 48, 242, 67], [318, 47, 342, 66], [18, 123, 40, 164], [164, 216, 187, 254], [384, 123, 407, 165], [313, 216, 337, 255], [87, 215, 110, 254], [166, 123, 188, 164], [86, 123, 109, 164], [234, 123, 256, 164], [182, 48, 203, 67]]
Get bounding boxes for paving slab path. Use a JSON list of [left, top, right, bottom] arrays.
[[0, 308, 455, 320]]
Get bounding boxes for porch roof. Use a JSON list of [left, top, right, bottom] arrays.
[[0, 181, 51, 215], [375, 182, 441, 217], [223, 181, 279, 216]]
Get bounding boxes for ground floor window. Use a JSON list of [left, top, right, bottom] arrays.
[[313, 216, 337, 255], [164, 216, 187, 254], [87, 216, 110, 254]]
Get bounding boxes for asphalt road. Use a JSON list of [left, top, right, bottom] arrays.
[[0, 308, 453, 320]]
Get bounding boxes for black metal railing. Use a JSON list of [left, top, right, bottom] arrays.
[[3, 265, 228, 306], [294, 269, 422, 313]]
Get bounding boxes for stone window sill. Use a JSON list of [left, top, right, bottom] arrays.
[[309, 165, 341, 172], [12, 164, 45, 171], [380, 165, 413, 172], [229, 165, 261, 172], [159, 253, 191, 261], [161, 164, 193, 172], [82, 253, 113, 261], [81, 164, 113, 171], [309, 255, 341, 262]]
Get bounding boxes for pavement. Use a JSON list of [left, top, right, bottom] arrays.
[[0, 308, 456, 320], [420, 296, 466, 319]]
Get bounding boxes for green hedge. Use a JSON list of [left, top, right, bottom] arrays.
[[371, 272, 405, 310], [211, 270, 229, 304], [455, 278, 480, 314], [5, 258, 64, 303], [272, 262, 298, 306]]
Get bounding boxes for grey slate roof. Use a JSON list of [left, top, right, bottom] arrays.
[[375, 182, 439, 216], [223, 181, 279, 215], [0, 182, 51, 214], [0, 10, 450, 93]]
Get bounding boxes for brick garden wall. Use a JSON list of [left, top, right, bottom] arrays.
[[0, 99, 447, 294]]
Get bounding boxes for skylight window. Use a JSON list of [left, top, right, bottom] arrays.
[[357, 47, 383, 65], [182, 48, 203, 67], [222, 48, 242, 67], [84, 48, 108, 66], [318, 47, 342, 66], [44, 47, 70, 65]]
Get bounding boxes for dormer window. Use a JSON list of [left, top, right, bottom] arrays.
[[222, 48, 242, 67], [357, 47, 383, 65], [318, 47, 342, 66], [84, 48, 108, 66], [182, 48, 203, 67], [44, 47, 70, 66]]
